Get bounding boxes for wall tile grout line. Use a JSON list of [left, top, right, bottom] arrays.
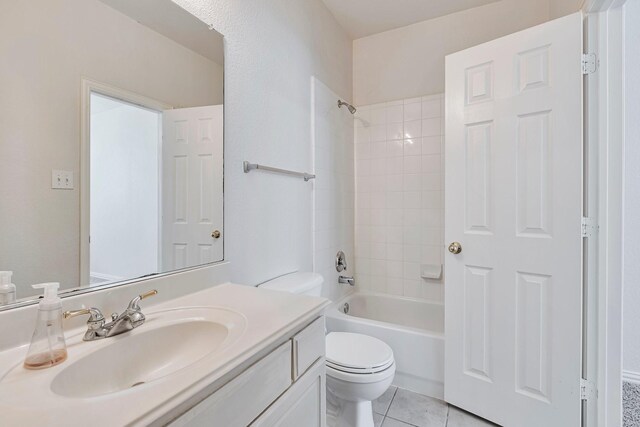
[[354, 95, 445, 300]]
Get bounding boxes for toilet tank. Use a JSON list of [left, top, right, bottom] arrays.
[[258, 272, 324, 296]]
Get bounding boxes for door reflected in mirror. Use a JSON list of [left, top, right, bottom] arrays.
[[0, 0, 225, 305]]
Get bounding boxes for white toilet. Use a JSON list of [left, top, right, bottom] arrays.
[[259, 272, 395, 427]]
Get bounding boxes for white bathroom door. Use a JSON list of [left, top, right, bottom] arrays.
[[161, 105, 223, 270], [444, 12, 583, 427]]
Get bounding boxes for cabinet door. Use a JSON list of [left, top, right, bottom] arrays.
[[293, 317, 325, 380], [170, 342, 292, 427], [252, 358, 326, 427]]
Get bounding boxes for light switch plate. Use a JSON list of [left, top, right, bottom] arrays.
[[51, 170, 74, 190]]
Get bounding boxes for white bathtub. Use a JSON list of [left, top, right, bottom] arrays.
[[325, 292, 445, 399]]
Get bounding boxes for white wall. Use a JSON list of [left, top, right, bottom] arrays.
[[0, 0, 222, 296], [173, 0, 353, 286], [354, 95, 444, 300], [623, 0, 640, 378], [90, 95, 160, 282], [353, 0, 550, 105], [312, 78, 354, 302]]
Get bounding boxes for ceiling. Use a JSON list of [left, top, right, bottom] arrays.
[[322, 0, 501, 39], [99, 0, 224, 66]]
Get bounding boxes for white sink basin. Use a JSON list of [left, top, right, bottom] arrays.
[[50, 307, 246, 398]]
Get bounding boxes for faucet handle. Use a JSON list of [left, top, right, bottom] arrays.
[[127, 289, 158, 311], [140, 289, 158, 300], [64, 308, 107, 341], [63, 307, 105, 323]]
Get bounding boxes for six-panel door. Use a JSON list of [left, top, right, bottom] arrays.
[[444, 12, 584, 427]]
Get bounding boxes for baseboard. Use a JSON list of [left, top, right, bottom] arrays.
[[623, 370, 640, 384]]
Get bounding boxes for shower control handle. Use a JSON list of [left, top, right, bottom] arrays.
[[336, 251, 347, 272], [448, 242, 462, 255]]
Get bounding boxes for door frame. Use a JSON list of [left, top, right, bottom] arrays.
[[583, 1, 627, 426], [79, 78, 171, 286]]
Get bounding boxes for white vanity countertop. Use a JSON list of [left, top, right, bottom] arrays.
[[0, 283, 329, 426]]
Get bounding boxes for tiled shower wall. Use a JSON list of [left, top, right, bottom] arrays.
[[354, 94, 444, 301]]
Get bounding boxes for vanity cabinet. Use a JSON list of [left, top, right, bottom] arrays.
[[251, 358, 325, 427], [169, 317, 326, 427]]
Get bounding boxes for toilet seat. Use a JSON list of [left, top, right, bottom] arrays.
[[326, 359, 394, 374], [326, 361, 395, 384], [325, 332, 394, 375]]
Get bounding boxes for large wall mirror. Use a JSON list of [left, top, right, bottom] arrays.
[[0, 0, 225, 308]]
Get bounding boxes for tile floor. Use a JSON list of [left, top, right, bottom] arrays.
[[372, 387, 499, 427]]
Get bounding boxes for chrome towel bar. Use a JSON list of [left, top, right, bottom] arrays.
[[243, 161, 316, 181]]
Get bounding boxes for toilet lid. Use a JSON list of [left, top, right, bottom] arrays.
[[326, 332, 394, 374]]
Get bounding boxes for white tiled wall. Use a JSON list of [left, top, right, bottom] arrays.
[[354, 94, 444, 301], [312, 78, 355, 302]]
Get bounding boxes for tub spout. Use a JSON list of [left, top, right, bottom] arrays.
[[339, 275, 355, 286]]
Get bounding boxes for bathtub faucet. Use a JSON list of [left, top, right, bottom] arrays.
[[339, 275, 355, 286]]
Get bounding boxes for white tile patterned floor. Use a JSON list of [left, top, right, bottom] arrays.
[[372, 386, 499, 427]]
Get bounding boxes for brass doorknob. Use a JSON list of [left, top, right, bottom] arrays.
[[448, 242, 462, 254], [211, 230, 221, 239]]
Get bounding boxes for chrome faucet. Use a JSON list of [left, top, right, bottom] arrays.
[[339, 276, 355, 286], [64, 290, 158, 341]]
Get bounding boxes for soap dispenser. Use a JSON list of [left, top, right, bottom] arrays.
[[24, 283, 67, 370], [0, 271, 16, 305]]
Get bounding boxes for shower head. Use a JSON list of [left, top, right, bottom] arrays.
[[338, 99, 357, 114]]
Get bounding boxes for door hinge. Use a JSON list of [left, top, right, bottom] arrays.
[[582, 217, 597, 238], [580, 378, 597, 400], [582, 53, 598, 75]]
